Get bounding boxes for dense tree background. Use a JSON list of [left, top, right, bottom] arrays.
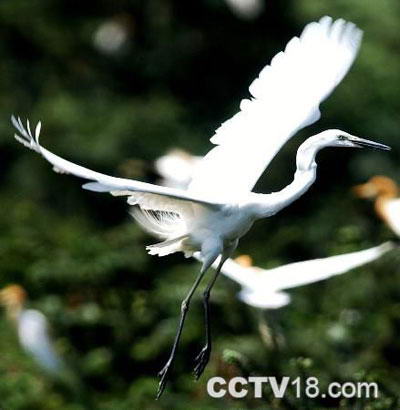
[[1, 0, 400, 408]]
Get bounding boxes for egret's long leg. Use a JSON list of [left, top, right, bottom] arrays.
[[194, 241, 238, 379], [156, 244, 220, 399], [193, 257, 226, 379]]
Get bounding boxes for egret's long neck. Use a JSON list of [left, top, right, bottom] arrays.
[[253, 138, 320, 218]]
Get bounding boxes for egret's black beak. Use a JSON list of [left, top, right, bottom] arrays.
[[349, 136, 391, 151]]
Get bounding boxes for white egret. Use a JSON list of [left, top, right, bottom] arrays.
[[0, 285, 63, 375], [354, 176, 400, 237], [12, 17, 391, 397]]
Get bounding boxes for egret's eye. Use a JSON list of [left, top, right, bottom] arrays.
[[338, 135, 347, 141]]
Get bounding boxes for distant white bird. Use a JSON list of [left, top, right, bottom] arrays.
[[12, 17, 390, 397], [93, 16, 131, 56], [154, 149, 202, 189], [203, 244, 394, 309], [0, 285, 63, 375], [354, 176, 400, 237], [225, 0, 265, 20]]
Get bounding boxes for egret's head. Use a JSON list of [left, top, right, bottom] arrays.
[[0, 284, 27, 318], [353, 176, 398, 199], [316, 130, 391, 151], [297, 130, 390, 171]]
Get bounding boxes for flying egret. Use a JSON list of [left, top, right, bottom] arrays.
[[0, 285, 63, 375], [202, 244, 394, 309], [354, 176, 400, 237], [12, 17, 391, 397]]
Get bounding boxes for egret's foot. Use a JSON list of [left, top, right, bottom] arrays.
[[156, 360, 172, 399], [193, 345, 211, 380]]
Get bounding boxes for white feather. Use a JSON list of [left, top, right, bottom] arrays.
[[130, 207, 186, 239], [11, 116, 222, 254], [10, 115, 221, 209], [188, 17, 363, 197]]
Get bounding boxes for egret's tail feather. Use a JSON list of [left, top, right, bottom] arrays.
[[130, 200, 193, 256], [146, 235, 191, 257]]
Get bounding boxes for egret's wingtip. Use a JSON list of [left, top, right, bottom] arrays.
[[10, 114, 19, 127], [35, 121, 42, 140]]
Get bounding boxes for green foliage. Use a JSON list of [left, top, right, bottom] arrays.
[[1, 0, 400, 408]]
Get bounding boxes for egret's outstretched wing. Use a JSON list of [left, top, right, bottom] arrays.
[[200, 242, 393, 309], [12, 116, 221, 209], [253, 242, 394, 291], [189, 17, 363, 197]]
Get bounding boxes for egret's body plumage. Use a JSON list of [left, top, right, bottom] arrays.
[[12, 17, 390, 397]]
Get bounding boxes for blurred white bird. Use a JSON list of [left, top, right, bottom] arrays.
[[354, 176, 400, 237], [93, 16, 131, 56], [225, 0, 265, 20], [0, 285, 63, 375], [12, 17, 390, 397], [154, 149, 202, 189], [154, 148, 200, 189], [205, 244, 394, 309]]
